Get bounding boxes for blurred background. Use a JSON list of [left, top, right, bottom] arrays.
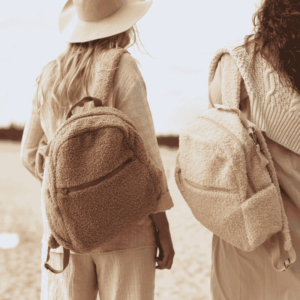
[[0, 0, 260, 299], [0, 0, 260, 134]]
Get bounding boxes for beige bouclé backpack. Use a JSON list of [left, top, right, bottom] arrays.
[[43, 49, 162, 273], [175, 54, 296, 272]]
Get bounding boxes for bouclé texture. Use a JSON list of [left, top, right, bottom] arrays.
[[175, 47, 292, 253], [45, 49, 163, 253]]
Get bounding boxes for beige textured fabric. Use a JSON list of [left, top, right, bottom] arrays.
[[209, 40, 300, 156], [44, 49, 161, 254], [21, 50, 173, 255], [46, 98, 163, 253], [209, 55, 300, 300], [41, 247, 156, 300], [214, 54, 292, 252], [175, 50, 293, 257]]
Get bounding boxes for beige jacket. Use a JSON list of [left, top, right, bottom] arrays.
[[208, 40, 300, 156]]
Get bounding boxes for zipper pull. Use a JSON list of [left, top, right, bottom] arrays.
[[178, 169, 182, 184], [248, 127, 257, 145], [62, 188, 69, 196], [248, 127, 269, 169], [255, 144, 269, 169]]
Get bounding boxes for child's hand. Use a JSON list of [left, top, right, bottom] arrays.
[[155, 230, 175, 270]]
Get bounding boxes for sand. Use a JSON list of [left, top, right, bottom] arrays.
[[0, 142, 212, 300]]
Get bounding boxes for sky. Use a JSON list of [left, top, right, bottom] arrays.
[[0, 0, 260, 134]]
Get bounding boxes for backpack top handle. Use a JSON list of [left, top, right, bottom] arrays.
[[66, 96, 103, 120]]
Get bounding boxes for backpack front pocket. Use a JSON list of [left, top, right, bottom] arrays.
[[56, 156, 158, 253], [175, 164, 251, 251], [177, 169, 235, 194], [241, 183, 282, 249], [58, 156, 135, 196]]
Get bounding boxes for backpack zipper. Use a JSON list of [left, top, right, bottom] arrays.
[[60, 156, 135, 196], [202, 115, 269, 170], [178, 114, 245, 193], [177, 169, 235, 193], [200, 116, 244, 151]]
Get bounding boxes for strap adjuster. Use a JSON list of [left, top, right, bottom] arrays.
[[283, 258, 291, 271]]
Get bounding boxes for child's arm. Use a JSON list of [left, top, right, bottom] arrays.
[[20, 93, 45, 183]]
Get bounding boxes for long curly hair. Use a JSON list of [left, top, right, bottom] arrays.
[[243, 0, 300, 94]]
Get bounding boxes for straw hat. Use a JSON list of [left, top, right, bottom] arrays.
[[59, 0, 153, 43]]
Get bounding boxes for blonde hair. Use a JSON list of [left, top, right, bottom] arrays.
[[34, 25, 144, 121]]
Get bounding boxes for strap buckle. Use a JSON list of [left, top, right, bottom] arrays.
[[249, 127, 257, 145], [283, 258, 291, 271]]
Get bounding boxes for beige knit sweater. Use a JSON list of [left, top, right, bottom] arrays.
[[209, 40, 300, 156]]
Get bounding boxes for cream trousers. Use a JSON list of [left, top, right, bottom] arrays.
[[41, 247, 157, 300]]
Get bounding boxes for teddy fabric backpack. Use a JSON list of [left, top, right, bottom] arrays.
[[43, 48, 163, 274], [175, 53, 296, 272]]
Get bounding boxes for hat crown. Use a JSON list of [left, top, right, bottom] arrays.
[[74, 0, 125, 22], [59, 0, 152, 43]]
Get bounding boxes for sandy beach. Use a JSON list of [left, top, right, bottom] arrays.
[[0, 142, 212, 300]]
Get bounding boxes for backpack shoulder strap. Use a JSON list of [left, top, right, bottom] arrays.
[[270, 233, 296, 272], [209, 41, 247, 110], [91, 48, 128, 106], [218, 53, 243, 110], [44, 246, 70, 274]]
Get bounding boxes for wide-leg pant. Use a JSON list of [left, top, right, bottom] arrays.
[[211, 234, 300, 300], [41, 247, 157, 300]]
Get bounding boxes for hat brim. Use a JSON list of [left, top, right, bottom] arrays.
[[59, 1, 153, 43]]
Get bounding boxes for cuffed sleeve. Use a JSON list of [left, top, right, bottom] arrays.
[[20, 93, 45, 182]]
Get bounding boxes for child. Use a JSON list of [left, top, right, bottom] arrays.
[[21, 1, 174, 299]]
